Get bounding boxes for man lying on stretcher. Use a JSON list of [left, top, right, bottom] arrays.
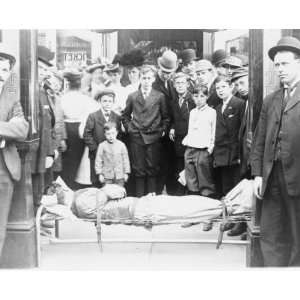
[[41, 178, 254, 231]]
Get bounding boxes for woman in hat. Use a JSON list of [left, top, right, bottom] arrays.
[[84, 61, 110, 98], [60, 69, 100, 190]]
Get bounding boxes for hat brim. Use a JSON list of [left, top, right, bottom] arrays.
[[268, 45, 300, 61], [231, 72, 248, 82], [38, 57, 53, 67], [157, 57, 177, 73], [0, 52, 16, 67], [94, 90, 116, 100], [86, 64, 105, 73]]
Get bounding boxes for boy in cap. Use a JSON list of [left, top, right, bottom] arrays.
[[122, 65, 170, 197], [169, 72, 195, 195], [105, 63, 128, 115], [0, 48, 29, 256], [195, 59, 222, 109], [83, 89, 121, 186]]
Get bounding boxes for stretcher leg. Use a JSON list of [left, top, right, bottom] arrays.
[[55, 219, 60, 238]]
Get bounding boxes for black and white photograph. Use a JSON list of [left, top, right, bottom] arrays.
[[1, 0, 300, 298]]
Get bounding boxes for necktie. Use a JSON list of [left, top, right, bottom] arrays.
[[179, 96, 184, 108]]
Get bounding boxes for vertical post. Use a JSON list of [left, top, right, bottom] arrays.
[[0, 30, 39, 268], [246, 29, 264, 267]]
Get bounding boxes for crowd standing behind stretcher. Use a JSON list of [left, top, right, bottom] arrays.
[[34, 46, 251, 239]]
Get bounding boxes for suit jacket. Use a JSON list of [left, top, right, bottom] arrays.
[[95, 140, 130, 179], [170, 91, 195, 156], [238, 97, 253, 177], [152, 75, 176, 125], [30, 87, 56, 174], [122, 88, 170, 145], [207, 82, 222, 109], [83, 109, 121, 155], [0, 84, 29, 181], [213, 95, 245, 167], [251, 83, 300, 196]]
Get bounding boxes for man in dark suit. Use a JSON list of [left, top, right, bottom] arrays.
[[122, 65, 170, 197], [169, 72, 195, 195], [0, 48, 29, 256], [213, 75, 245, 199], [227, 67, 252, 238], [251, 36, 300, 266], [31, 46, 57, 211], [152, 50, 177, 195], [83, 89, 121, 186]]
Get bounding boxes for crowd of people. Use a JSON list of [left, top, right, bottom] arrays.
[[34, 45, 251, 240], [0, 33, 300, 267]]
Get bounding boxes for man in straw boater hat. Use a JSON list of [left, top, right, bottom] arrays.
[[152, 50, 178, 195], [0, 47, 29, 257], [251, 36, 300, 266]]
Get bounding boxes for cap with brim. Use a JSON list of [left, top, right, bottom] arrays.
[[231, 67, 248, 82], [104, 63, 121, 73], [0, 52, 16, 68], [221, 56, 242, 68], [86, 63, 105, 73], [211, 49, 227, 67], [180, 49, 199, 65], [94, 89, 116, 100], [157, 50, 178, 73], [195, 59, 213, 72], [63, 69, 82, 81], [268, 36, 300, 61]]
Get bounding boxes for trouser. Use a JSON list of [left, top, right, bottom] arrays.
[[104, 178, 125, 187], [130, 139, 160, 197], [184, 147, 215, 197], [156, 136, 177, 195], [0, 152, 14, 257], [214, 164, 240, 199], [260, 161, 300, 267]]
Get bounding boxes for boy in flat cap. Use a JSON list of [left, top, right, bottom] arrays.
[[83, 89, 121, 186], [251, 36, 300, 266], [0, 48, 29, 257], [195, 59, 222, 109]]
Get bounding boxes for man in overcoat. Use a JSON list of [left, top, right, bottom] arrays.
[[31, 46, 57, 211], [0, 48, 29, 256], [251, 36, 300, 266]]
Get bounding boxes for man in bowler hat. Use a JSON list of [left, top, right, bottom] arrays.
[[0, 48, 29, 257], [251, 36, 300, 266]]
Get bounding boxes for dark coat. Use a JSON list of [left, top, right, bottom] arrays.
[[207, 82, 222, 109], [213, 95, 245, 167], [169, 91, 195, 156], [122, 88, 170, 145], [83, 109, 121, 155], [30, 87, 56, 174], [0, 84, 28, 181], [251, 83, 300, 197], [152, 75, 177, 123]]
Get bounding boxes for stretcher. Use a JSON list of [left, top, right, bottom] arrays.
[[36, 179, 254, 267]]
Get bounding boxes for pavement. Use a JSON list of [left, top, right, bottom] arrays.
[[39, 218, 247, 270]]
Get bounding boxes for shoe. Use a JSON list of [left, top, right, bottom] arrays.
[[202, 222, 213, 231], [240, 232, 247, 240], [223, 222, 235, 231], [227, 222, 247, 237]]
